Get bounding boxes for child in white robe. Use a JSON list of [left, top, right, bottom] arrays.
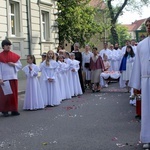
[[39, 52, 47, 106], [57, 55, 72, 100], [64, 52, 74, 96], [70, 53, 83, 96], [22, 55, 44, 110], [119, 45, 135, 92], [41, 50, 62, 106]]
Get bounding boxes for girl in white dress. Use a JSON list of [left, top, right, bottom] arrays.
[[57, 55, 72, 100], [22, 55, 44, 110], [70, 53, 83, 96], [41, 50, 62, 106], [119, 45, 135, 91], [64, 52, 74, 96]]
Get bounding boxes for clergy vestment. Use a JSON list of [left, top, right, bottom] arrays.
[[111, 49, 121, 71], [0, 50, 22, 112], [129, 36, 150, 143]]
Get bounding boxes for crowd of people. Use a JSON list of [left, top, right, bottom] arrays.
[[0, 17, 150, 150]]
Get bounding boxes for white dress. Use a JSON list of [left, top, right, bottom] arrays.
[[39, 62, 47, 106], [82, 51, 93, 80], [122, 56, 135, 81], [41, 60, 62, 106], [129, 36, 150, 143], [70, 59, 83, 96], [57, 61, 72, 100], [22, 64, 44, 110], [64, 58, 74, 96]]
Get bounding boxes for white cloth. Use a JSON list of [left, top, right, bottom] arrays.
[[40, 60, 62, 106], [129, 36, 150, 143], [0, 60, 22, 80], [100, 71, 121, 87], [82, 51, 93, 80], [70, 59, 83, 96], [22, 64, 44, 110]]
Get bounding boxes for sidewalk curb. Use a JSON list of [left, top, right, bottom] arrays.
[[18, 91, 25, 95]]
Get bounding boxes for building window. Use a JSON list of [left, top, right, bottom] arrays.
[[41, 11, 50, 41], [9, 1, 20, 36]]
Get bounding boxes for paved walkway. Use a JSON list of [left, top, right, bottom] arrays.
[[18, 78, 26, 94], [18, 79, 127, 95]]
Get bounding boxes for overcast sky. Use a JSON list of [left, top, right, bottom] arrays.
[[118, 6, 149, 24]]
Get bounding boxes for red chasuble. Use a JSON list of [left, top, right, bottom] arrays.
[[0, 50, 20, 112]]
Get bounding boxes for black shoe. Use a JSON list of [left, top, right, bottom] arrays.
[[2, 112, 9, 117], [135, 115, 141, 120], [11, 111, 20, 116]]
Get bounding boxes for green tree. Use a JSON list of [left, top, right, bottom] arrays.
[[104, 0, 149, 44], [110, 24, 131, 47], [57, 0, 103, 46], [141, 23, 146, 31]]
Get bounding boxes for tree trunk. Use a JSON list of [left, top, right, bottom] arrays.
[[107, 0, 128, 45], [110, 23, 118, 44]]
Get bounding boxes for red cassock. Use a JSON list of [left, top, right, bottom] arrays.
[[0, 50, 20, 112], [0, 80, 18, 111], [136, 90, 141, 116]]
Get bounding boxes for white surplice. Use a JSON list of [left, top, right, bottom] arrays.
[[22, 64, 44, 110], [129, 36, 150, 143], [111, 49, 122, 71], [0, 60, 22, 80], [70, 59, 83, 96], [41, 60, 62, 106]]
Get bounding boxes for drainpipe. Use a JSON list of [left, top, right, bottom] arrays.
[[26, 0, 32, 55]]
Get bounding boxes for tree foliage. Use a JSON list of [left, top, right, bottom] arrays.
[[103, 0, 150, 44], [140, 23, 146, 31], [57, 0, 103, 46], [109, 24, 131, 47]]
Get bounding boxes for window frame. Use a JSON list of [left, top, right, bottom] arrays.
[[7, 0, 23, 38], [39, 4, 51, 42], [41, 11, 50, 41]]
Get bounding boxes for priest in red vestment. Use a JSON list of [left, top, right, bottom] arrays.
[[0, 39, 22, 117]]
